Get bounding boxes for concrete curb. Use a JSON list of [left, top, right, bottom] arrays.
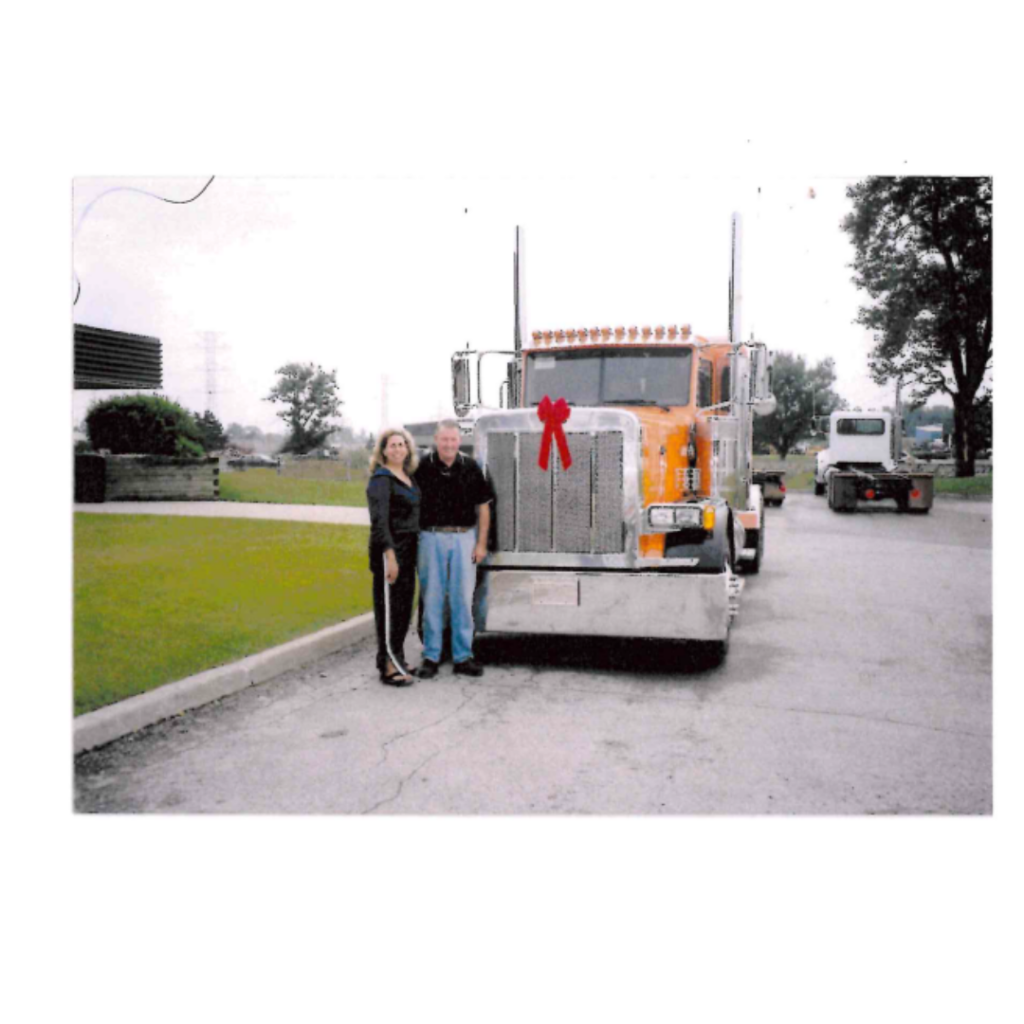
[[74, 613, 376, 755]]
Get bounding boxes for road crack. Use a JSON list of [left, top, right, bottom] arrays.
[[362, 747, 445, 814], [716, 699, 991, 739], [373, 688, 480, 769]]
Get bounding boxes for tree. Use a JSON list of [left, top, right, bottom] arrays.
[[194, 410, 228, 451], [970, 390, 992, 454], [753, 352, 844, 459], [264, 362, 344, 454], [85, 395, 206, 456], [842, 177, 992, 477]]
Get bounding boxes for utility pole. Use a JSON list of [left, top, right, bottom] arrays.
[[894, 376, 904, 462], [196, 330, 227, 419]]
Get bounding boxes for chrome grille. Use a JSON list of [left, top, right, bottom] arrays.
[[554, 432, 594, 553], [487, 429, 625, 554], [518, 433, 552, 551], [488, 432, 517, 552], [594, 431, 625, 553]]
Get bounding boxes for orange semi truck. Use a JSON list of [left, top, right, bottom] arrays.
[[453, 217, 776, 661]]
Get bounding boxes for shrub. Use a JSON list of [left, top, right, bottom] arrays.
[[193, 409, 229, 451], [85, 395, 206, 457]]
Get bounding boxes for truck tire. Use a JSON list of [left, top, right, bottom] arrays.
[[704, 637, 729, 666], [695, 631, 729, 667], [829, 475, 856, 513], [744, 517, 764, 575], [814, 480, 826, 496]]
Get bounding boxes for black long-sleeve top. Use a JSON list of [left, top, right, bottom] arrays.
[[366, 467, 421, 565]]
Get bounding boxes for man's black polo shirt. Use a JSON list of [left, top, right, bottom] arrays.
[[414, 451, 494, 529]]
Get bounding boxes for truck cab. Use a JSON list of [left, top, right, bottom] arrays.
[[815, 411, 898, 490], [466, 324, 774, 658], [814, 411, 933, 513], [434, 214, 777, 661]]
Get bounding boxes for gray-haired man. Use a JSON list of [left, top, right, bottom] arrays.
[[414, 421, 494, 678]]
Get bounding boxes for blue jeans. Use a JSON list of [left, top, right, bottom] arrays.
[[418, 530, 477, 664]]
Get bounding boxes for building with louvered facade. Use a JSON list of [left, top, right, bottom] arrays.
[[74, 324, 162, 390]]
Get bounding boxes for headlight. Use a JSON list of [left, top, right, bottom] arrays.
[[676, 506, 704, 528], [648, 507, 676, 527], [647, 505, 704, 530]]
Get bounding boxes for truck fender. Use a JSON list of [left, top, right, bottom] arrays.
[[663, 499, 734, 573], [738, 488, 764, 573], [749, 482, 764, 513]]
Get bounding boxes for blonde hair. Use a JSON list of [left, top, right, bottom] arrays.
[[369, 426, 420, 474]]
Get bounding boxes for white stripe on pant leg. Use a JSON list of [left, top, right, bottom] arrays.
[[382, 551, 403, 673]]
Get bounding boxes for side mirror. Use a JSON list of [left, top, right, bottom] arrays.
[[452, 353, 472, 416], [751, 395, 777, 417]]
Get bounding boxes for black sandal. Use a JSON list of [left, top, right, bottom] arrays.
[[380, 662, 414, 686]]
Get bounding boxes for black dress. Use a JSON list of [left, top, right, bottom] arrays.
[[366, 467, 420, 674]]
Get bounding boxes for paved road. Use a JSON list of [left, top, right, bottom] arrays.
[[74, 493, 992, 814], [73, 500, 370, 525]]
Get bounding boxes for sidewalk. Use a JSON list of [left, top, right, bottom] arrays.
[[73, 500, 370, 526]]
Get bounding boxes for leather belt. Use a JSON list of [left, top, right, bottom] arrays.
[[423, 526, 472, 533]]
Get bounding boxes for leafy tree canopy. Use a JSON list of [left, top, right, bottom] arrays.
[[264, 362, 344, 455], [753, 352, 844, 459], [842, 176, 991, 475]]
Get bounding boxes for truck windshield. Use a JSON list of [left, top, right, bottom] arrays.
[[524, 347, 692, 407]]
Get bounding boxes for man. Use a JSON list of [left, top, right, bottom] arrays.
[[414, 420, 494, 678]]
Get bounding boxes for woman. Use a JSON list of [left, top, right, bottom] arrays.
[[366, 427, 421, 686]]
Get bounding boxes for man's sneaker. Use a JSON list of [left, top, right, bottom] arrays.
[[417, 659, 440, 680], [453, 658, 484, 678]]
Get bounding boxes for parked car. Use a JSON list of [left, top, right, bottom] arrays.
[[227, 453, 280, 468], [911, 443, 951, 461], [752, 470, 786, 507]]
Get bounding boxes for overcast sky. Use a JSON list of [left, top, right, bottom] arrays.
[[72, 174, 904, 438]]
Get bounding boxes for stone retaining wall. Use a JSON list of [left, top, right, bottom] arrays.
[[103, 455, 219, 501]]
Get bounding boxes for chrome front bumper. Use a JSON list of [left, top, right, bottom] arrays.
[[474, 568, 734, 642]]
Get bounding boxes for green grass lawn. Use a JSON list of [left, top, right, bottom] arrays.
[[934, 473, 993, 499], [219, 468, 368, 507], [753, 454, 817, 492], [74, 514, 372, 715]]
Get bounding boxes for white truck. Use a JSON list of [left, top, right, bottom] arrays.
[[814, 410, 934, 514]]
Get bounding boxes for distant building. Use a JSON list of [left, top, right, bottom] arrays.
[[915, 424, 944, 444], [74, 324, 162, 390]]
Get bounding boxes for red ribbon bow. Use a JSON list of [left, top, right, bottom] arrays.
[[537, 395, 572, 470]]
